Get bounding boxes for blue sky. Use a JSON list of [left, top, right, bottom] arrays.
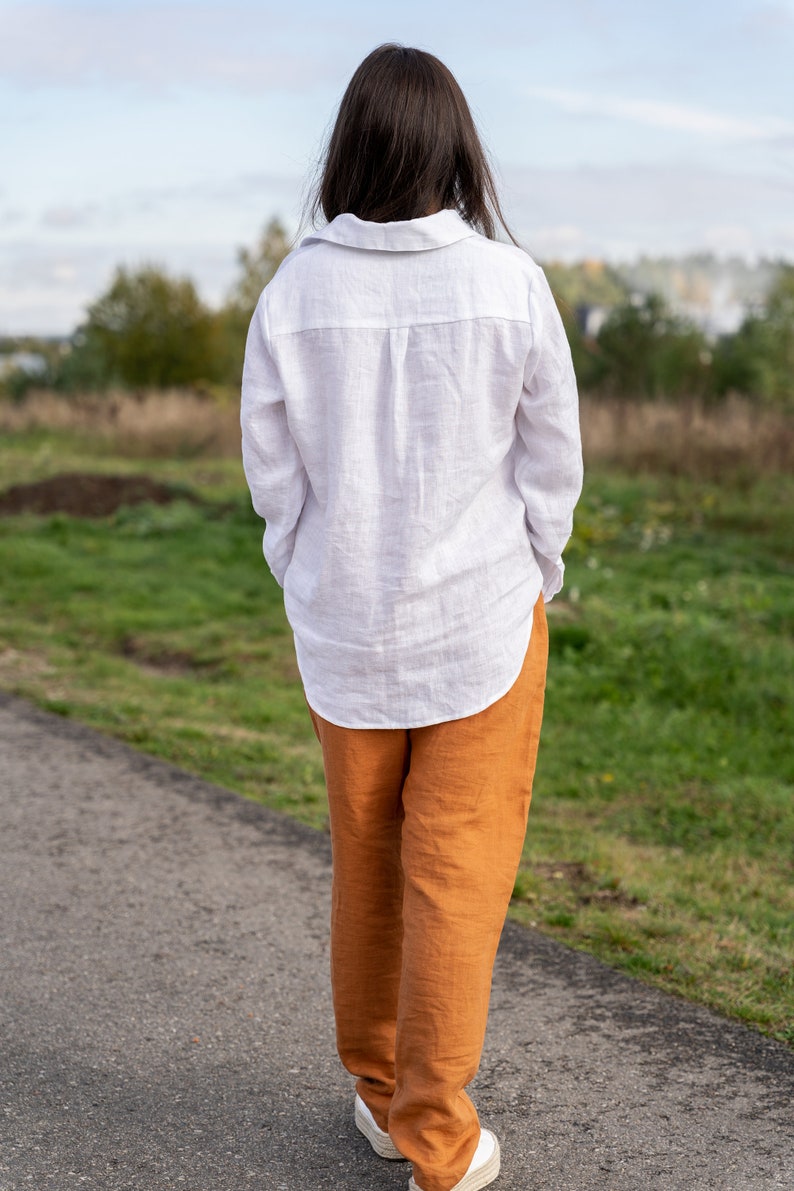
[[2, 0, 793, 333]]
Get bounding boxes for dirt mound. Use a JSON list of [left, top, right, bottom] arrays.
[[0, 473, 200, 518]]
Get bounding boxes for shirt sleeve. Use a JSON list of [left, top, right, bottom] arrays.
[[514, 267, 584, 601], [240, 294, 308, 587]]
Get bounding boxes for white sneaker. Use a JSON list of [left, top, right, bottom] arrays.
[[354, 1094, 405, 1160], [408, 1128, 500, 1191]]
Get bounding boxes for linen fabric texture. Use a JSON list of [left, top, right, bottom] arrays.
[[241, 209, 583, 728], [308, 595, 549, 1191]]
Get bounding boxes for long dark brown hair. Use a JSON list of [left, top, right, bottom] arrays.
[[309, 44, 515, 242]]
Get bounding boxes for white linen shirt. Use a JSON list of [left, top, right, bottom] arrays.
[[241, 209, 583, 729]]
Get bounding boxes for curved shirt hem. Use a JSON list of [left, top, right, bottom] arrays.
[[301, 611, 537, 731]]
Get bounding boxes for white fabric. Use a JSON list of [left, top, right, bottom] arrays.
[[241, 209, 583, 728]]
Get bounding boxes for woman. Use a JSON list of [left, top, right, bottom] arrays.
[[241, 44, 582, 1191]]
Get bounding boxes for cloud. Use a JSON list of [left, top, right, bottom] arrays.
[[126, 172, 304, 213], [0, 241, 105, 335], [0, 2, 337, 93], [742, 2, 794, 36], [40, 205, 98, 229], [0, 238, 242, 335], [503, 162, 794, 261], [527, 87, 794, 142], [4, 159, 793, 336], [19, 172, 303, 251], [51, 260, 77, 282]]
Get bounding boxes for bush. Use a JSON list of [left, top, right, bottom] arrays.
[[60, 266, 216, 391], [592, 294, 711, 401]]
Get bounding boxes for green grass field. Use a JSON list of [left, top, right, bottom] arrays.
[[1, 426, 792, 1043]]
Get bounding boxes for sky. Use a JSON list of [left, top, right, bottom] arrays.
[[2, 0, 794, 335]]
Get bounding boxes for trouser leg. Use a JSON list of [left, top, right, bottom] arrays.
[[309, 596, 548, 1189], [388, 598, 548, 1191], [308, 711, 409, 1132]]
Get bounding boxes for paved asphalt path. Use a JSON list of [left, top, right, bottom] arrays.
[[1, 693, 792, 1191]]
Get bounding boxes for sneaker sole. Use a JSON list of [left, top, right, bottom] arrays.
[[408, 1132, 501, 1191], [354, 1097, 405, 1160]]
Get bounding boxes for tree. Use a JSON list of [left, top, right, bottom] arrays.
[[214, 217, 292, 387], [594, 293, 711, 400], [65, 265, 215, 390], [543, 259, 628, 311], [228, 217, 291, 314], [713, 265, 794, 408]]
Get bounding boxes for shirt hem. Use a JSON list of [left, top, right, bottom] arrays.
[[302, 614, 537, 731]]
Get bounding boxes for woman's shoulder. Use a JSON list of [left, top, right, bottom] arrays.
[[464, 231, 544, 279], [454, 233, 553, 319], [268, 236, 324, 284], [255, 237, 329, 320]]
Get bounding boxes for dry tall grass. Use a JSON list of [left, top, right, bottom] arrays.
[[0, 389, 243, 458], [2, 388, 793, 478], [580, 394, 794, 479]]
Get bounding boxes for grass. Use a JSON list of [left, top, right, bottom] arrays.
[[0, 411, 792, 1045], [4, 386, 794, 475], [512, 472, 793, 1043]]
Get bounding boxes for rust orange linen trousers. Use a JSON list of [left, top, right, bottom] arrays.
[[308, 597, 548, 1191]]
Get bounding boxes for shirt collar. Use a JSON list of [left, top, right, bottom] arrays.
[[302, 209, 478, 252]]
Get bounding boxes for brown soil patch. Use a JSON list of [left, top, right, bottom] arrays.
[[536, 861, 592, 885], [118, 636, 199, 676], [533, 861, 641, 907], [0, 473, 200, 518]]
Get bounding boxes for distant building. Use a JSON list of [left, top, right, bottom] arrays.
[[575, 304, 610, 338], [0, 351, 48, 379]]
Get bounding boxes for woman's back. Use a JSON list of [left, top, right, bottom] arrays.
[[242, 209, 581, 728]]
